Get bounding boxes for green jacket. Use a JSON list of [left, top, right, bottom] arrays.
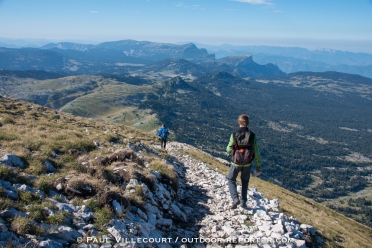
[[226, 128, 262, 169]]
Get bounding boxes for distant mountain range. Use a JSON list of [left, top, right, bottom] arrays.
[[0, 40, 284, 79], [194, 43, 372, 78], [1, 38, 372, 77]]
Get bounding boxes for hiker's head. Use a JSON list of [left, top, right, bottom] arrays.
[[162, 123, 166, 127], [238, 114, 249, 127]]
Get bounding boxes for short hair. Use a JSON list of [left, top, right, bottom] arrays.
[[238, 114, 249, 126], [162, 123, 166, 127]]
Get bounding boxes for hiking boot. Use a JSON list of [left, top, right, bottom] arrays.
[[231, 199, 240, 209], [240, 201, 248, 209]]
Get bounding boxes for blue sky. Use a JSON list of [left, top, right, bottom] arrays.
[[1, 0, 372, 52]]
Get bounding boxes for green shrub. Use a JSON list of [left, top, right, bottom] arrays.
[[18, 191, 41, 204], [28, 204, 48, 222], [10, 216, 41, 236], [59, 154, 75, 164], [41, 200, 57, 211], [149, 160, 178, 192], [14, 174, 32, 185], [26, 158, 45, 176], [94, 206, 113, 228], [0, 197, 12, 211], [70, 197, 84, 206], [126, 185, 146, 211], [46, 211, 67, 225], [0, 165, 14, 181], [85, 198, 102, 212], [35, 177, 54, 194]]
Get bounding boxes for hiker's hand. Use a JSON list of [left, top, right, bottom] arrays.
[[255, 169, 261, 177]]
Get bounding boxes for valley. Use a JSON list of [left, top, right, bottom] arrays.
[[1, 40, 371, 228]]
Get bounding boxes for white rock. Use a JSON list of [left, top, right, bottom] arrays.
[[56, 183, 63, 191], [212, 215, 225, 221], [112, 200, 122, 214], [300, 224, 316, 235], [127, 179, 140, 186], [271, 223, 284, 234]]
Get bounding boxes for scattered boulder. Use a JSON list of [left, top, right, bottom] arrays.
[[0, 208, 28, 219], [0, 154, 25, 168], [43, 161, 56, 173]]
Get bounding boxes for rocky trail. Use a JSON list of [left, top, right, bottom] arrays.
[[161, 142, 320, 248], [0, 140, 322, 248]]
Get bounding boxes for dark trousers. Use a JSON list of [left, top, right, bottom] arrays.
[[227, 165, 251, 203], [160, 138, 167, 149]]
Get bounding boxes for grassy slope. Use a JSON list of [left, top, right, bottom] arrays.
[[57, 80, 160, 131], [0, 95, 173, 245], [1, 95, 372, 248]]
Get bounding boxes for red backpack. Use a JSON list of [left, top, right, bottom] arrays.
[[232, 130, 255, 165]]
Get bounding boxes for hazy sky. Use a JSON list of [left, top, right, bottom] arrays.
[[1, 0, 372, 52]]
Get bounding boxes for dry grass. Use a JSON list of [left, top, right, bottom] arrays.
[[10, 216, 42, 236], [67, 174, 103, 190], [46, 211, 68, 225], [0, 165, 16, 181], [112, 162, 156, 192], [0, 197, 12, 211], [125, 185, 146, 211], [0, 96, 159, 232], [149, 159, 178, 192], [17, 191, 41, 205], [98, 190, 130, 213], [28, 204, 48, 222], [94, 206, 114, 228]]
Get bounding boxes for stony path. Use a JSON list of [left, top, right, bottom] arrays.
[[164, 142, 317, 248], [0, 141, 320, 248]]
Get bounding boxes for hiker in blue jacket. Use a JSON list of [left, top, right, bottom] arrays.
[[157, 123, 169, 149]]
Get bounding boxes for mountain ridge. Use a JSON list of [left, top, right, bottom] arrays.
[[1, 40, 284, 78], [2, 38, 371, 77], [193, 43, 372, 78]]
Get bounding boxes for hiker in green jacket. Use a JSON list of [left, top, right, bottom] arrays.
[[226, 114, 262, 209]]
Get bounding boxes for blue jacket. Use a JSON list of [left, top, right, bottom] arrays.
[[157, 127, 169, 139]]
